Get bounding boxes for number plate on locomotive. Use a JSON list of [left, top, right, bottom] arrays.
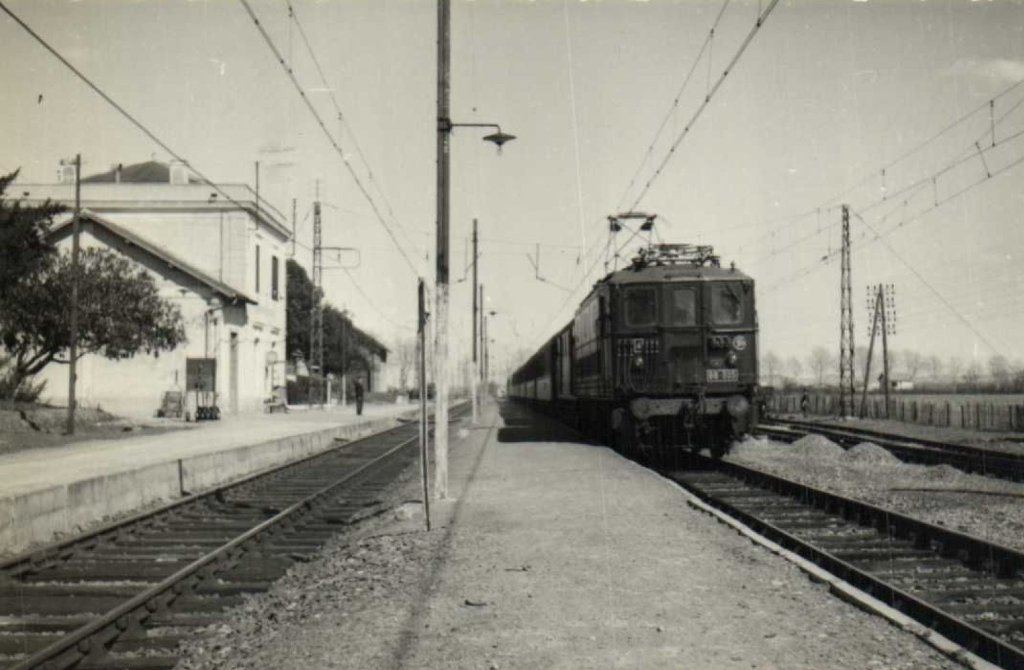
[[706, 368, 739, 382]]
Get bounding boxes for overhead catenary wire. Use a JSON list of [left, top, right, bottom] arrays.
[[285, 1, 404, 236], [626, 0, 782, 211], [616, 0, 732, 211], [759, 143, 1024, 299], [850, 209, 1004, 357], [749, 105, 1024, 270], [0, 0, 267, 220], [734, 79, 1024, 253], [237, 0, 421, 277]]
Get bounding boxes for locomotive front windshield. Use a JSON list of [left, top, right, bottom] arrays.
[[711, 284, 745, 325], [664, 286, 696, 326], [623, 287, 657, 327]]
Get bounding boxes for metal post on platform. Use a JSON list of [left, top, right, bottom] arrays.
[[417, 279, 431, 531]]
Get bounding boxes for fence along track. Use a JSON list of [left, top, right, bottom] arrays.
[[771, 394, 1024, 434], [670, 457, 1024, 670], [757, 419, 1024, 482], [0, 408, 461, 670]]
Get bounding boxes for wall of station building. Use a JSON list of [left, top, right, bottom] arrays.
[[37, 222, 288, 420]]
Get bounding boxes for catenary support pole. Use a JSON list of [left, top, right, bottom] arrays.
[[433, 0, 451, 500], [418, 279, 431, 531], [65, 154, 81, 435]]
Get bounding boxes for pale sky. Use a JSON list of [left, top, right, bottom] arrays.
[[3, 0, 1024, 380]]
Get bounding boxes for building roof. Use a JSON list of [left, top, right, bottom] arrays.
[[48, 210, 257, 305], [82, 160, 197, 184]]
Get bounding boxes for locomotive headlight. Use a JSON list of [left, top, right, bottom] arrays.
[[631, 397, 653, 420], [726, 351, 738, 366], [726, 395, 749, 418], [732, 335, 748, 351], [632, 355, 645, 369]]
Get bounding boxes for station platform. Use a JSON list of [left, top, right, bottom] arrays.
[[217, 402, 974, 670], [0, 402, 420, 556]]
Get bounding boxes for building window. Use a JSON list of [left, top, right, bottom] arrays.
[[255, 244, 261, 294], [271, 255, 279, 300]]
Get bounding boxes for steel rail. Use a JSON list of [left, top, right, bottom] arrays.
[[9, 431, 419, 670], [757, 419, 1024, 482], [671, 456, 1024, 669], [0, 421, 413, 579]]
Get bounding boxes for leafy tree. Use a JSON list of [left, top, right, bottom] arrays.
[[285, 258, 382, 381], [0, 170, 64, 298], [0, 248, 185, 395], [285, 258, 314, 362]]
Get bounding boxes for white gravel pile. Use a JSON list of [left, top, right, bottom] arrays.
[[728, 438, 1024, 552], [790, 433, 846, 459], [845, 441, 900, 464]]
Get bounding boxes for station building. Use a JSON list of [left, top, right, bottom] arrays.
[[19, 160, 291, 418]]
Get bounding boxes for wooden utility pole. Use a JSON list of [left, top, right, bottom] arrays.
[[471, 218, 479, 423], [65, 154, 81, 435], [479, 284, 485, 392], [880, 285, 892, 419], [434, 0, 452, 499], [418, 279, 431, 531]]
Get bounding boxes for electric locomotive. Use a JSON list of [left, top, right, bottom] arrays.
[[509, 243, 758, 458]]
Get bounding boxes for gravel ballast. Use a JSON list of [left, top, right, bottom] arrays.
[[730, 434, 1024, 552], [175, 407, 969, 670]]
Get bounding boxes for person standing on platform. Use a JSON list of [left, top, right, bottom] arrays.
[[354, 378, 365, 416]]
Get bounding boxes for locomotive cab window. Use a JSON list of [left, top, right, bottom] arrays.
[[623, 287, 657, 328], [710, 284, 745, 325], [664, 286, 696, 326]]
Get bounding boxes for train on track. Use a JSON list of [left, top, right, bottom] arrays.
[[508, 242, 759, 458]]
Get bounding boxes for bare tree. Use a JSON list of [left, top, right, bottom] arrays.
[[900, 350, 924, 381], [989, 354, 1011, 391], [947, 356, 963, 391], [395, 339, 417, 392], [807, 347, 834, 388], [963, 361, 981, 390], [925, 355, 943, 382], [786, 356, 803, 386], [762, 351, 782, 387]]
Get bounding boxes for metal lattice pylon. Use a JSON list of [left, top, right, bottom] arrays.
[[310, 200, 324, 407], [838, 204, 855, 416]]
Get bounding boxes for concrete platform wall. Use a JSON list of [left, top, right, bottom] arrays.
[[0, 411, 418, 556]]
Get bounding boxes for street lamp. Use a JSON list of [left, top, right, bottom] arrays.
[[435, 0, 515, 500]]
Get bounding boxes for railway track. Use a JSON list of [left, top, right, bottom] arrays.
[[0, 408, 460, 670], [757, 418, 1024, 482], [669, 457, 1024, 670]]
